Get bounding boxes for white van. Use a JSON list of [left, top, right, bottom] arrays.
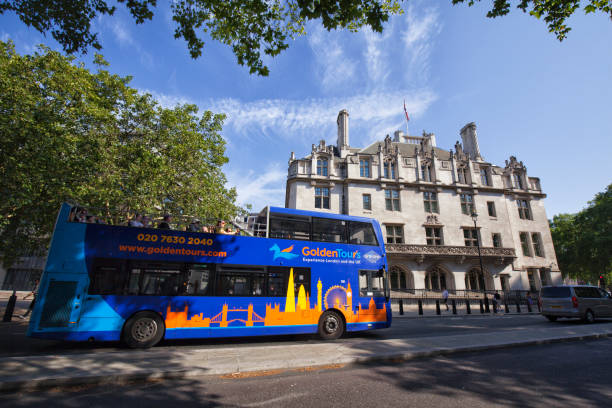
[[540, 285, 612, 323]]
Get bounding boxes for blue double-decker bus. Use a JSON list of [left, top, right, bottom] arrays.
[[27, 204, 391, 348]]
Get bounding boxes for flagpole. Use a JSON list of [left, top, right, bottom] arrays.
[[403, 99, 410, 137]]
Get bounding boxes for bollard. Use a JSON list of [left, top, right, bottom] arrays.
[[435, 300, 441, 315], [3, 290, 17, 322], [418, 299, 423, 315], [479, 299, 484, 314], [505, 301, 509, 313], [399, 299, 404, 315], [452, 299, 457, 315], [516, 301, 521, 313], [527, 301, 532, 313], [466, 300, 471, 314], [484, 296, 490, 313]]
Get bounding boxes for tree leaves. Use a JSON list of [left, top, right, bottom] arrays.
[[0, 41, 240, 266], [550, 184, 612, 284], [453, 0, 612, 41], [0, 0, 401, 76]]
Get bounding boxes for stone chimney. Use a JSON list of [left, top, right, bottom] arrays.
[[337, 109, 349, 158], [460, 122, 482, 161], [427, 133, 437, 147], [393, 130, 403, 142]]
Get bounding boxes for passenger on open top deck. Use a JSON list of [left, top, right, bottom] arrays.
[[157, 214, 172, 229], [187, 219, 202, 232], [128, 213, 144, 227]]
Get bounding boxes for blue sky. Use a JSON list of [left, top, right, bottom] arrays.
[[2, 1, 611, 217]]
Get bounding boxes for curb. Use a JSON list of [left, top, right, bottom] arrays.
[[392, 312, 541, 319], [1, 331, 610, 393]]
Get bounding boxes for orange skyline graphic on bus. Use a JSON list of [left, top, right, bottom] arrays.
[[165, 268, 387, 329]]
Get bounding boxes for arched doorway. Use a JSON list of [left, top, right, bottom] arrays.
[[425, 265, 454, 292], [464, 267, 493, 291], [389, 265, 414, 292]]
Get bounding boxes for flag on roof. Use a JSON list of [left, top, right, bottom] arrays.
[[403, 100, 410, 122]]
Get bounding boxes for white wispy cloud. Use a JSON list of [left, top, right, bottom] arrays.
[[307, 24, 358, 90], [107, 20, 155, 69], [227, 163, 287, 209], [401, 4, 442, 83], [211, 89, 437, 146], [143, 89, 192, 108], [363, 28, 389, 85]]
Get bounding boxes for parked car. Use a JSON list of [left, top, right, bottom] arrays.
[[540, 285, 612, 323]]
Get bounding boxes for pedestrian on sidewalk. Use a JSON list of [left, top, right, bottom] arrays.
[[442, 288, 449, 311], [493, 292, 501, 313], [20, 280, 39, 319]]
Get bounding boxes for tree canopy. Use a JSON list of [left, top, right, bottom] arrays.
[[550, 184, 612, 285], [0, 40, 240, 266], [0, 0, 402, 76], [453, 0, 612, 41]]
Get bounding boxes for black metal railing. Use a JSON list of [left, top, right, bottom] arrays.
[[390, 289, 540, 315]]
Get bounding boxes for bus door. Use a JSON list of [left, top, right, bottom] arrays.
[[36, 273, 88, 329]]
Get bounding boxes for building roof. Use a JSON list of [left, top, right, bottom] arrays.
[[358, 141, 452, 160]]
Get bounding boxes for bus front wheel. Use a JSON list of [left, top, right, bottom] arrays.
[[123, 311, 165, 348], [318, 310, 344, 340]]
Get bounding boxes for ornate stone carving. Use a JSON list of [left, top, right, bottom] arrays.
[[404, 157, 416, 167], [386, 244, 516, 259], [454, 141, 469, 162], [505, 155, 525, 171], [312, 139, 334, 155], [423, 214, 442, 226], [381, 135, 399, 157]]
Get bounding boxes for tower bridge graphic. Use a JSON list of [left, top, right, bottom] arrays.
[[165, 268, 387, 329], [166, 303, 266, 328]]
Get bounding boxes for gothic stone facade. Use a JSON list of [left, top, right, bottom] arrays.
[[285, 110, 562, 293]]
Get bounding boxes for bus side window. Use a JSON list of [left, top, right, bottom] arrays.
[[127, 269, 141, 295], [348, 222, 378, 246], [217, 274, 250, 296], [187, 265, 212, 296], [293, 267, 310, 297], [140, 268, 182, 296], [267, 269, 286, 297], [89, 264, 126, 295], [359, 270, 384, 297], [312, 218, 347, 244], [252, 274, 265, 296], [269, 213, 310, 241], [371, 270, 384, 293]]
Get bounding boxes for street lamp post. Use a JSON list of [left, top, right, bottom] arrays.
[[471, 212, 485, 289]]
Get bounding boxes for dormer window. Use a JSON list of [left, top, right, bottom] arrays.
[[383, 162, 396, 179], [457, 167, 469, 184], [421, 163, 432, 182], [480, 168, 490, 186], [316, 158, 328, 176], [512, 173, 524, 189], [360, 158, 371, 178]]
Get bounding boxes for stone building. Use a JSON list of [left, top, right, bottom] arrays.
[[285, 110, 561, 293]]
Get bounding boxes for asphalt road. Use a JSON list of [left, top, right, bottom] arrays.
[[2, 336, 611, 407], [2, 312, 612, 357]]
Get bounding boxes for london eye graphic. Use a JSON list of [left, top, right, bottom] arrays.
[[324, 285, 349, 310]]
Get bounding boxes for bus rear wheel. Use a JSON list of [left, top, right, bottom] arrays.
[[318, 310, 344, 340], [123, 311, 165, 348]]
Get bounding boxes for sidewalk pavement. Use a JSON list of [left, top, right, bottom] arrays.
[[1, 319, 611, 393]]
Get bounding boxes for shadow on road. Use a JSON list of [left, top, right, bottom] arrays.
[[346, 323, 612, 407]]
